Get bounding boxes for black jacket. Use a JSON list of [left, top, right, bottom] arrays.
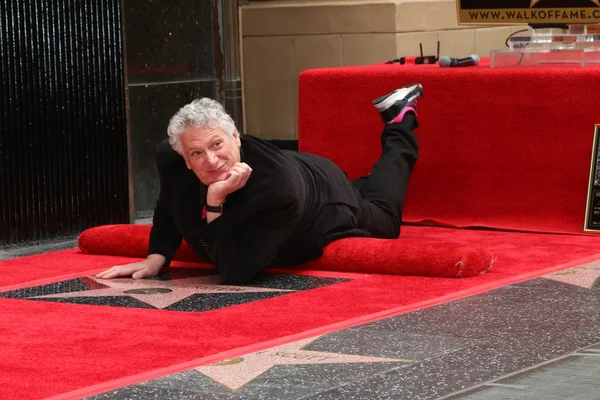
[[148, 134, 370, 283]]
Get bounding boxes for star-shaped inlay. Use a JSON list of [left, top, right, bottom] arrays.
[[32, 275, 293, 309], [0, 271, 350, 312], [544, 260, 600, 289], [195, 335, 414, 390], [531, 0, 600, 6]]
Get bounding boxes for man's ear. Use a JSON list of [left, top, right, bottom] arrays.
[[184, 156, 192, 170], [233, 130, 241, 147]]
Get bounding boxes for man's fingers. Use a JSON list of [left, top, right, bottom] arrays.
[[96, 264, 138, 280], [97, 268, 129, 280], [98, 271, 118, 279], [228, 165, 252, 189], [207, 162, 252, 198], [132, 267, 152, 280], [228, 167, 244, 177], [227, 169, 246, 189], [227, 171, 240, 185], [95, 266, 121, 279], [96, 270, 118, 279], [133, 264, 162, 279], [231, 163, 252, 175], [233, 162, 250, 169]]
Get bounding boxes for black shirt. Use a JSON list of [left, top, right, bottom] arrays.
[[148, 134, 370, 283]]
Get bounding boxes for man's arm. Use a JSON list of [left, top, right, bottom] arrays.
[[199, 192, 301, 284], [96, 141, 184, 280], [148, 197, 183, 268], [147, 142, 185, 267], [95, 198, 182, 280]]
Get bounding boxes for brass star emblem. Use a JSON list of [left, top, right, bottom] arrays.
[[531, 0, 600, 6]]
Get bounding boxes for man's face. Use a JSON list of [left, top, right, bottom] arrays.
[[180, 125, 241, 185]]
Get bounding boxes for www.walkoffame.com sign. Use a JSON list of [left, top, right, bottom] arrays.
[[458, 0, 600, 24]]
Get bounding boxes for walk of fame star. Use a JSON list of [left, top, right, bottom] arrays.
[[530, 0, 600, 6], [32, 275, 294, 309], [0, 270, 349, 312], [195, 335, 414, 390], [544, 260, 600, 289]]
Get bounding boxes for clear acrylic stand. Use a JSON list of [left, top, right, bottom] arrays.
[[490, 25, 600, 68]]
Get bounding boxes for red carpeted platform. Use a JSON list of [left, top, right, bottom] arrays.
[[298, 59, 600, 234]]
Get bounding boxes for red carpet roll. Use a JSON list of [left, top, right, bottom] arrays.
[[78, 224, 492, 278], [78, 224, 204, 263], [302, 237, 492, 278]]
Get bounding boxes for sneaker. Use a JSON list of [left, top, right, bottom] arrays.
[[372, 83, 423, 124]]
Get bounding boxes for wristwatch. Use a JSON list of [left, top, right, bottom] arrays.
[[205, 202, 225, 214]]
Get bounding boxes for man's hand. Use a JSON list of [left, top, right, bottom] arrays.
[[95, 254, 166, 280], [207, 162, 252, 204]]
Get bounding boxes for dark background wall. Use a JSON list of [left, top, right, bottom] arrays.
[[1, 0, 231, 248], [0, 0, 129, 248], [124, 0, 217, 218]]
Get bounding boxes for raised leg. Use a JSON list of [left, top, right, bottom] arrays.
[[354, 83, 422, 238]]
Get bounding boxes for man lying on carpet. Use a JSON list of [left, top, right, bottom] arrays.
[[96, 84, 422, 283]]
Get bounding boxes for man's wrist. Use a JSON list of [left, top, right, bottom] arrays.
[[206, 195, 226, 213], [206, 202, 225, 214], [146, 254, 166, 267]]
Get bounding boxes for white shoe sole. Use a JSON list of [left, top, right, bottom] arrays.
[[373, 84, 422, 112]]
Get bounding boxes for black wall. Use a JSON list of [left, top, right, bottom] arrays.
[[0, 0, 129, 247], [124, 0, 217, 217]]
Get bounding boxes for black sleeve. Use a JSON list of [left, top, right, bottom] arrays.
[[197, 192, 301, 284], [148, 198, 183, 267], [146, 142, 183, 267]]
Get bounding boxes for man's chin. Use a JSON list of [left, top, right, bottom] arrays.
[[217, 170, 231, 180], [203, 172, 228, 185]]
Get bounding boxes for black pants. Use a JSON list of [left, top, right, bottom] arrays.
[[353, 114, 419, 238]]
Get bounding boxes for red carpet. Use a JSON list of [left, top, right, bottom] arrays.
[[298, 60, 600, 234], [2, 225, 600, 399]]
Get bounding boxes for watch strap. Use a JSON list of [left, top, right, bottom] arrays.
[[205, 203, 225, 214]]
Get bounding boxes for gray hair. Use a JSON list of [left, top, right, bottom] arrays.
[[167, 98, 237, 155]]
